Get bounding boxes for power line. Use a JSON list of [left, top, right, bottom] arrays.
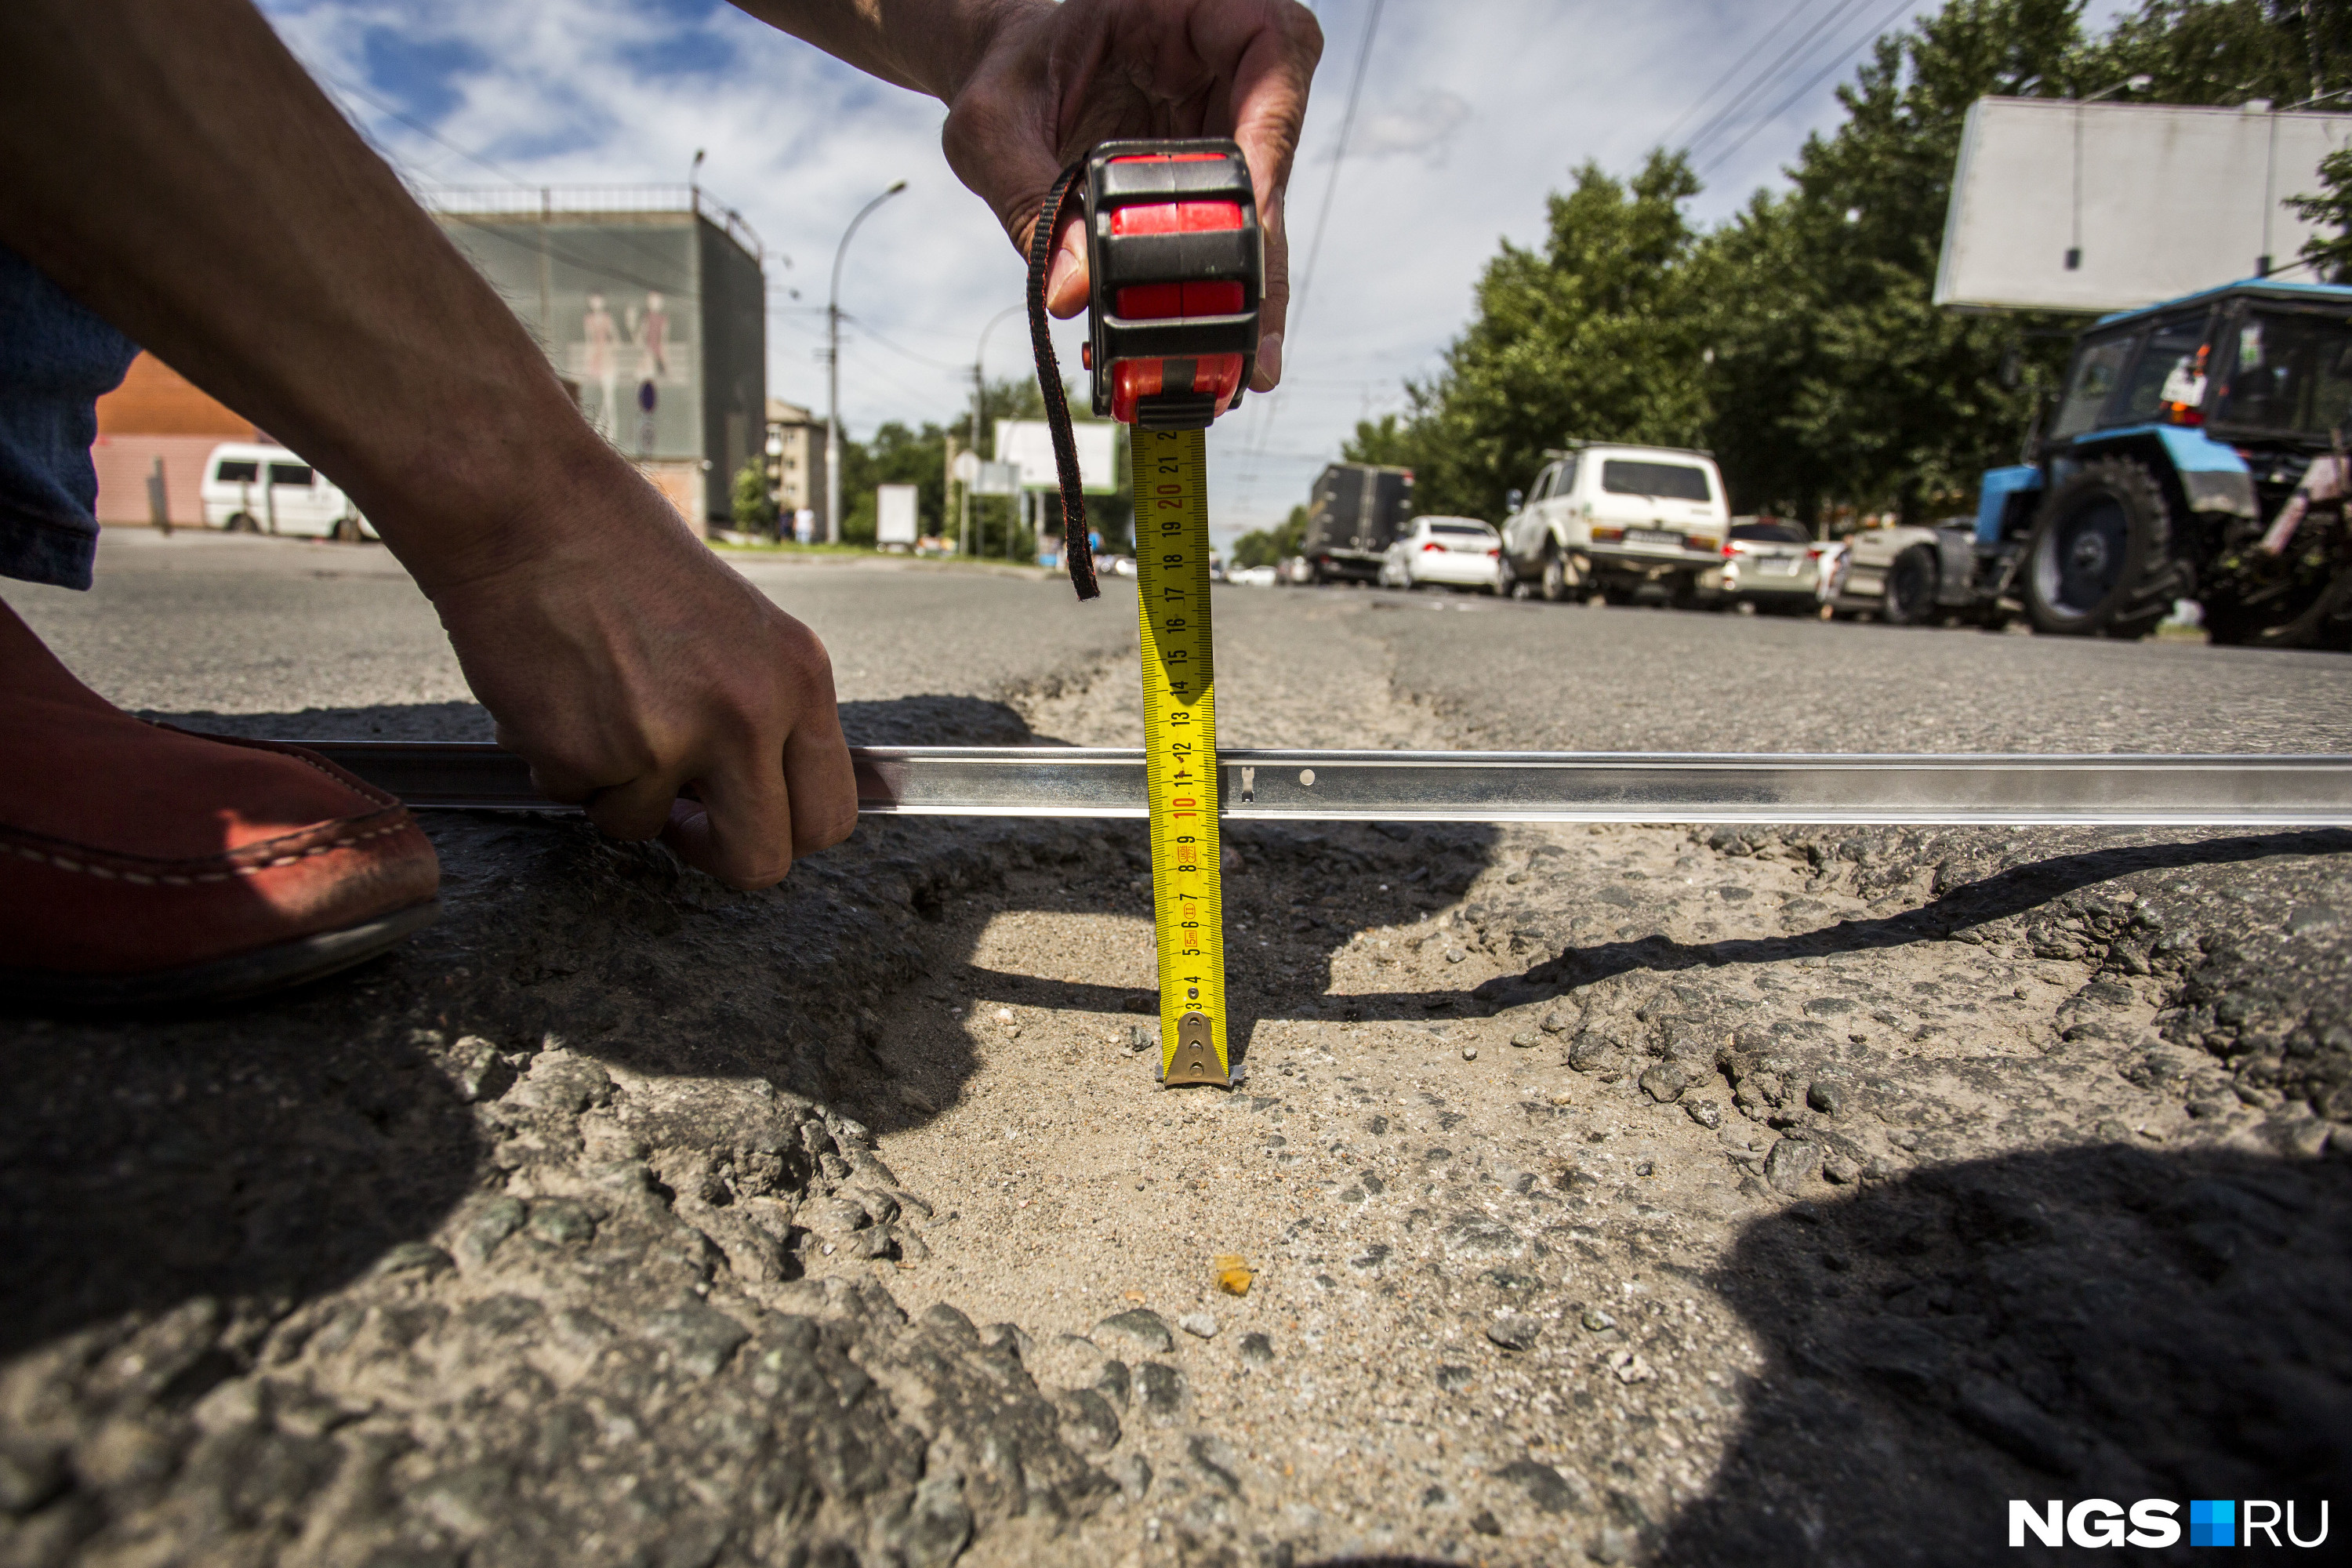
[[310, 56, 762, 299], [840, 315, 975, 373], [1681, 0, 1868, 159], [308, 61, 535, 189], [1657, 0, 1822, 151], [302, 66, 717, 307], [1249, 0, 1387, 458], [1700, 0, 1921, 176]]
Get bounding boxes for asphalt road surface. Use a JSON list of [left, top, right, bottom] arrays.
[[5, 532, 2348, 1568]]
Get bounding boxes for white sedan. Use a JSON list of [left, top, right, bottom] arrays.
[[1378, 516, 1502, 591]]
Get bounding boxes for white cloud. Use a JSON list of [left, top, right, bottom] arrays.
[[258, 1, 2142, 535], [1334, 89, 1471, 165]]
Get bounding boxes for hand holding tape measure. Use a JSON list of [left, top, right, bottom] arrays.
[[1025, 140, 1263, 1087]]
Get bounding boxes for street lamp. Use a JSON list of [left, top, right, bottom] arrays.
[[824, 179, 908, 544], [967, 304, 1023, 558]]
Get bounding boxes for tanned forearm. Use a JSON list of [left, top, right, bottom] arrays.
[[0, 0, 623, 597], [727, 0, 1036, 102]]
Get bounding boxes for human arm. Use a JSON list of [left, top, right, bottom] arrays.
[[0, 0, 855, 887], [732, 0, 1323, 390]]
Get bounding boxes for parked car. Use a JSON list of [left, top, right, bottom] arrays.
[[1703, 518, 1835, 615], [1228, 564, 1279, 587], [1499, 442, 1732, 604], [1830, 517, 1981, 623], [1378, 516, 1502, 591], [200, 442, 372, 539]]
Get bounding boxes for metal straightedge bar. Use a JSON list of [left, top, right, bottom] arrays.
[[296, 741, 2352, 828]]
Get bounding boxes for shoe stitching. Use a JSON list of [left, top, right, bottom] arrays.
[[0, 819, 419, 884]]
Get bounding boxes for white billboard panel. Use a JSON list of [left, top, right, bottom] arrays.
[[995, 419, 1119, 494], [876, 483, 919, 544], [1934, 97, 2352, 314]]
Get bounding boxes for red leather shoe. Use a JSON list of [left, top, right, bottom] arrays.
[[0, 604, 439, 1007]]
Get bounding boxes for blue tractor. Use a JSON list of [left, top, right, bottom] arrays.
[[1968, 278, 2352, 647]]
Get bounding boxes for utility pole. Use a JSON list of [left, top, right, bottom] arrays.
[[967, 359, 982, 560], [942, 428, 956, 552], [536, 187, 552, 349], [825, 180, 907, 544], [969, 305, 1021, 564]]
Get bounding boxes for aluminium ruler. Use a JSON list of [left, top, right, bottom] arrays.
[[307, 744, 2352, 829]]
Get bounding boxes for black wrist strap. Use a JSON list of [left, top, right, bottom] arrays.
[[1026, 158, 1098, 601]]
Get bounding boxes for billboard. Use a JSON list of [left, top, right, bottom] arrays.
[[1934, 97, 2352, 314], [437, 213, 706, 460], [994, 419, 1120, 494], [876, 484, 919, 544]]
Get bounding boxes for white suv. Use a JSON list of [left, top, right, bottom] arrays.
[[1500, 443, 1731, 604]]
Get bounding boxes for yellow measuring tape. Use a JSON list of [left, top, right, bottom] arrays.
[[1131, 425, 1231, 1087]]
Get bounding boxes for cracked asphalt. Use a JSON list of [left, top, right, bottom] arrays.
[[3, 530, 2349, 1568]]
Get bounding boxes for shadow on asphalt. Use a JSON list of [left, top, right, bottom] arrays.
[[0, 697, 1504, 1365], [0, 992, 478, 1363], [1487, 829, 2352, 999], [14, 701, 2351, 1560], [1281, 1147, 2352, 1567], [1659, 1144, 2352, 1565]]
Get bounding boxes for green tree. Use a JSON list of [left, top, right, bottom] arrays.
[[1231, 503, 1309, 568], [1703, 0, 2085, 521], [1340, 414, 1420, 468], [2298, 143, 2352, 277], [2088, 0, 2352, 107], [729, 456, 777, 535], [1375, 0, 2351, 530], [1397, 151, 1715, 521], [838, 420, 949, 546]]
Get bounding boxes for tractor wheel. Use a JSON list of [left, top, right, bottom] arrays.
[[2022, 458, 2180, 640], [1539, 543, 1572, 602], [1880, 544, 1939, 626]]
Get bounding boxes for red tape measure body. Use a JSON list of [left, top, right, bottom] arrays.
[[1083, 141, 1264, 432]]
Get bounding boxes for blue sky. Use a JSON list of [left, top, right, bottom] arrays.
[[262, 0, 2136, 535]]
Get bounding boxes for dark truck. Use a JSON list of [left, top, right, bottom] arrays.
[[1301, 463, 1414, 584], [1885, 279, 2352, 646]]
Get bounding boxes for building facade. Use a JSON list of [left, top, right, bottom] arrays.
[[90, 354, 267, 528], [764, 398, 826, 527], [429, 188, 768, 535]]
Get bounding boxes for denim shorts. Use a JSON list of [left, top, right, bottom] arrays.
[[0, 244, 139, 592]]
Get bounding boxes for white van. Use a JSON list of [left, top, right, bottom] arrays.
[[199, 443, 373, 540], [1500, 442, 1730, 605]]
